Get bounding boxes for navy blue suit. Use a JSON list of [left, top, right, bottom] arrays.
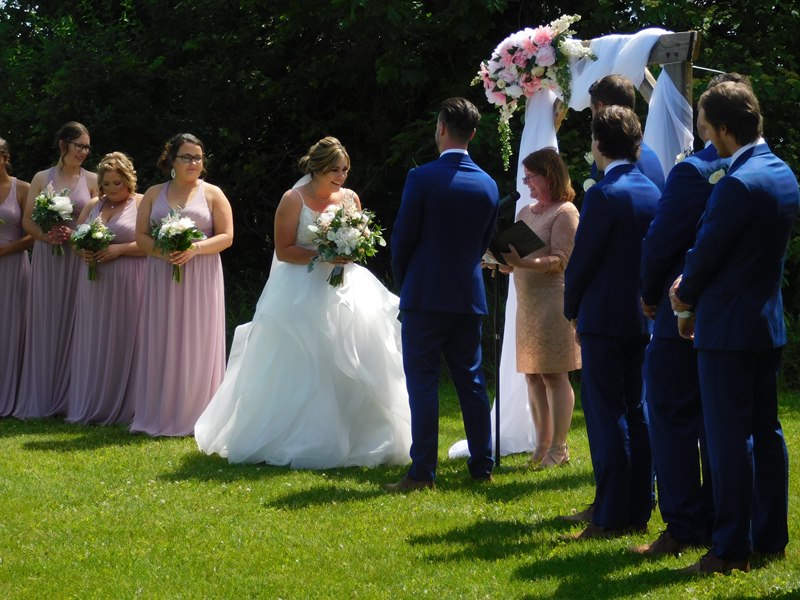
[[564, 163, 659, 529], [640, 144, 728, 544], [677, 143, 799, 560], [391, 150, 499, 481], [591, 142, 666, 192]]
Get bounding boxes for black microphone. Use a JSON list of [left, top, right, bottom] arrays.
[[497, 190, 521, 229]]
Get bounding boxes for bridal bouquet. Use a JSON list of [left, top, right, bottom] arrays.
[[150, 210, 206, 283], [307, 203, 386, 287], [475, 14, 594, 169], [31, 183, 74, 255], [70, 217, 115, 281]]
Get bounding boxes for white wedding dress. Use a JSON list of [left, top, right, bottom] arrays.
[[195, 190, 411, 468]]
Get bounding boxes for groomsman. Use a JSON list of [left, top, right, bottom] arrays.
[[387, 97, 499, 491], [671, 82, 799, 573], [634, 74, 748, 557], [562, 106, 659, 538], [588, 74, 665, 191]]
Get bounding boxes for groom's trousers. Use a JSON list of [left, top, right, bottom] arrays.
[[401, 310, 494, 482]]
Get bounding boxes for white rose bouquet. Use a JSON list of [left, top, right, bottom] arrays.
[[70, 217, 116, 281], [31, 183, 74, 255], [307, 203, 386, 287], [150, 210, 207, 283]]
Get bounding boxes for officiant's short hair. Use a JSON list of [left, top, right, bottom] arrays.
[[589, 75, 636, 110], [439, 97, 480, 143], [699, 82, 763, 145], [592, 106, 642, 163]]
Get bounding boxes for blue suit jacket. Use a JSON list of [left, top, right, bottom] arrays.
[[591, 142, 666, 192], [391, 152, 499, 314], [678, 143, 800, 351], [564, 164, 659, 336], [640, 145, 729, 339]]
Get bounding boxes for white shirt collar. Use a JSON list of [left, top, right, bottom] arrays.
[[730, 137, 765, 165], [604, 159, 631, 175], [440, 148, 469, 157]]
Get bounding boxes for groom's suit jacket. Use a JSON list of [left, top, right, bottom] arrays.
[[564, 163, 659, 336], [391, 151, 499, 314], [678, 143, 800, 351], [641, 144, 728, 339]]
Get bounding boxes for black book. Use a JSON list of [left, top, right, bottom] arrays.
[[488, 220, 545, 265]]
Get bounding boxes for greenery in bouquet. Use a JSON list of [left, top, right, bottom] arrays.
[[475, 14, 595, 170], [69, 216, 115, 281], [31, 183, 74, 255], [307, 203, 386, 287], [150, 209, 207, 283]]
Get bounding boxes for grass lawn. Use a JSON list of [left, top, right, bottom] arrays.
[[1, 384, 798, 599]]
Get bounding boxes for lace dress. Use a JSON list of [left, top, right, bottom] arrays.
[[195, 190, 411, 468]]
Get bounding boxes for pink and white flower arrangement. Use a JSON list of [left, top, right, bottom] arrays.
[[475, 14, 594, 169], [31, 183, 74, 255], [307, 203, 386, 287], [150, 210, 207, 283]]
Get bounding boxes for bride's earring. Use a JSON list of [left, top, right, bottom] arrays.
[[170, 167, 176, 179]]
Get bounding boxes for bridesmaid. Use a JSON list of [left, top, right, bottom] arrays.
[[15, 122, 99, 419], [0, 138, 33, 416], [130, 133, 233, 436], [67, 152, 146, 425]]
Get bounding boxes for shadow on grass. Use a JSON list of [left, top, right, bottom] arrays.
[[0, 417, 153, 451], [513, 545, 679, 599]]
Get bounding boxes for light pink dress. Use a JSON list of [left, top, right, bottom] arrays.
[[0, 178, 31, 416], [15, 168, 90, 419], [67, 198, 146, 424], [130, 181, 226, 436]]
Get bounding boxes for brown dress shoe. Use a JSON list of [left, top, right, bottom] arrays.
[[631, 530, 694, 556], [384, 474, 435, 493], [561, 522, 646, 541], [557, 504, 594, 523], [680, 550, 750, 575]]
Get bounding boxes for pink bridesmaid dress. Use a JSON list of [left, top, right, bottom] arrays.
[[0, 178, 31, 416], [130, 182, 225, 436], [15, 168, 91, 419], [66, 198, 146, 424]]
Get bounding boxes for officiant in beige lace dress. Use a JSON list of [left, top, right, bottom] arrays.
[[499, 148, 581, 468]]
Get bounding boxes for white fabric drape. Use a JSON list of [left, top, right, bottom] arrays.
[[450, 27, 694, 459]]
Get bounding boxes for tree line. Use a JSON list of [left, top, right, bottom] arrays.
[[2, 0, 799, 383]]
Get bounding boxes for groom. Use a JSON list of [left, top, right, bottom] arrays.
[[387, 97, 500, 491]]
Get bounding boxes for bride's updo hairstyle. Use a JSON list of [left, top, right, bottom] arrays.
[[298, 136, 350, 177], [97, 152, 138, 194], [157, 133, 208, 177], [522, 148, 575, 203]]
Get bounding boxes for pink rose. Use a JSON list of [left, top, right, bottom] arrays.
[[531, 26, 554, 47], [521, 75, 542, 96], [511, 51, 528, 67], [535, 45, 556, 67]]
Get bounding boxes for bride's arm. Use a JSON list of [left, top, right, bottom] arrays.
[[274, 190, 317, 264]]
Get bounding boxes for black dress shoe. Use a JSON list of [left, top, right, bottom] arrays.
[[471, 473, 494, 483], [384, 474, 435, 493], [557, 503, 594, 523], [630, 529, 696, 556], [679, 550, 750, 574]]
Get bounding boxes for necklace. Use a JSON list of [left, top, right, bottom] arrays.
[[107, 195, 133, 209]]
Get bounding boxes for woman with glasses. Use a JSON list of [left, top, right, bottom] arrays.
[[495, 148, 581, 468], [15, 122, 99, 419], [67, 152, 146, 425], [0, 138, 33, 416], [130, 133, 233, 436]]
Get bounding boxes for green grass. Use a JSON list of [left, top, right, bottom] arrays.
[[1, 386, 798, 599]]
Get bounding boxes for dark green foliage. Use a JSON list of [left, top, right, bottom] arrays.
[[2, 0, 799, 380]]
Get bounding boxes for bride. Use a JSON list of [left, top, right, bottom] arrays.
[[195, 137, 411, 468]]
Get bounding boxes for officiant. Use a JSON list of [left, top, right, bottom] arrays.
[[494, 148, 580, 469]]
